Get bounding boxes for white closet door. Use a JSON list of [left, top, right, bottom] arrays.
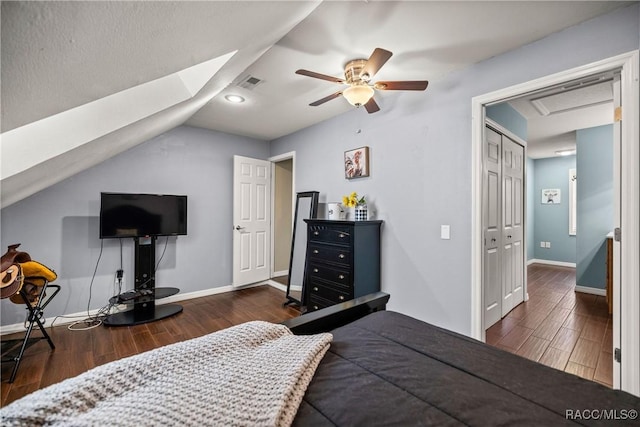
[[501, 135, 525, 316], [483, 127, 502, 328]]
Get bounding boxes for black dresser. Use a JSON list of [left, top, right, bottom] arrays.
[[303, 219, 382, 311]]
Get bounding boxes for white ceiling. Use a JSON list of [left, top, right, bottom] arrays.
[[508, 75, 614, 158], [0, 1, 630, 206], [185, 1, 627, 140]]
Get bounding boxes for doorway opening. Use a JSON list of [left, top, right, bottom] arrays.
[[471, 51, 639, 395], [483, 71, 616, 386], [269, 152, 295, 290]]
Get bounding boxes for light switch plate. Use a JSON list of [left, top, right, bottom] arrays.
[[441, 225, 450, 240]]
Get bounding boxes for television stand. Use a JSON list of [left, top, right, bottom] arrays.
[[104, 236, 183, 326]]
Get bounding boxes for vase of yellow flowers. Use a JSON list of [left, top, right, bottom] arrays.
[[342, 192, 368, 221]]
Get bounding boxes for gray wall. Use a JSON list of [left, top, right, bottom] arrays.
[[0, 126, 269, 325], [486, 103, 528, 141], [576, 124, 614, 289], [270, 4, 639, 334], [531, 155, 577, 263]]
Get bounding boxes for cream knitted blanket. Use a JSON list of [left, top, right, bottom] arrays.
[[1, 321, 332, 427]]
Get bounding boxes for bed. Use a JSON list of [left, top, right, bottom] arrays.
[[287, 293, 640, 426], [2, 292, 639, 426]]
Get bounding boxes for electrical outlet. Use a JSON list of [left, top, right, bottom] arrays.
[[545, 242, 551, 249], [115, 270, 125, 287]]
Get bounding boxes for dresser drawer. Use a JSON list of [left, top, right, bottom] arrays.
[[308, 244, 351, 266], [307, 294, 335, 312], [308, 280, 352, 303], [307, 262, 351, 287], [308, 225, 352, 246]]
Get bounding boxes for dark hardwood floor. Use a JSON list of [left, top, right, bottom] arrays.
[[1, 285, 299, 407], [487, 263, 613, 387], [2, 268, 613, 408]]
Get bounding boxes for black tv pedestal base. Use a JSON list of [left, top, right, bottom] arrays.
[[103, 237, 183, 327], [104, 303, 183, 326]]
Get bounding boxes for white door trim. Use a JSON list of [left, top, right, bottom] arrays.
[[268, 151, 296, 279], [471, 50, 639, 396]]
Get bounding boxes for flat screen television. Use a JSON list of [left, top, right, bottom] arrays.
[[100, 192, 187, 239]]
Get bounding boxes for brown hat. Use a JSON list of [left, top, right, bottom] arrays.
[[0, 244, 31, 271], [1, 263, 24, 299]]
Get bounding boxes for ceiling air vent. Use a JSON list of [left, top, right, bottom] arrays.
[[236, 75, 263, 91], [530, 76, 613, 116]]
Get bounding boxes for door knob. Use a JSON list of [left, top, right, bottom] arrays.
[[234, 225, 244, 231]]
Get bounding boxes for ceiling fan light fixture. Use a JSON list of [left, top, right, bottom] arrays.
[[343, 85, 374, 107]]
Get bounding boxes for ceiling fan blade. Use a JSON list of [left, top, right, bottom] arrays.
[[360, 48, 393, 80], [375, 81, 429, 91], [296, 69, 345, 84], [309, 91, 343, 107], [364, 97, 380, 114]]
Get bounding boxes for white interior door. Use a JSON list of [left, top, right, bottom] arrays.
[[233, 155, 271, 287], [483, 127, 502, 328], [501, 135, 525, 316], [484, 124, 525, 328]]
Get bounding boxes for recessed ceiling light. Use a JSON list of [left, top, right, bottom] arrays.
[[555, 149, 576, 156], [225, 94, 245, 103]]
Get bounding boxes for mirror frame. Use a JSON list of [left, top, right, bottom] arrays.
[[284, 191, 319, 307]]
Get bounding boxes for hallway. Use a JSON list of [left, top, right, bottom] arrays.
[[486, 263, 612, 387]]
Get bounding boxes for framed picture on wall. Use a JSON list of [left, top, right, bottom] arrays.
[[542, 188, 561, 204], [344, 146, 370, 179]]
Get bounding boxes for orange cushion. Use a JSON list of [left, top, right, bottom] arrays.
[[21, 260, 57, 282]]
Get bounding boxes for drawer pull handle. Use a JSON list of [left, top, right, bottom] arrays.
[[313, 231, 319, 236], [313, 306, 318, 310], [313, 287, 318, 292], [313, 249, 319, 254], [338, 254, 345, 259], [339, 295, 345, 301], [313, 268, 319, 273], [339, 233, 345, 238], [338, 274, 345, 280]]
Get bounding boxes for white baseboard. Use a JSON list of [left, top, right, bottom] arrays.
[[157, 284, 235, 305], [0, 283, 280, 336], [575, 285, 607, 296], [0, 305, 126, 336], [528, 258, 576, 268], [265, 280, 287, 292], [272, 270, 288, 278]]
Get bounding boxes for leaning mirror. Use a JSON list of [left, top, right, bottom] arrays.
[[285, 191, 319, 307]]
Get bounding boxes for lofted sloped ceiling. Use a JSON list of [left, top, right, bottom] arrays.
[[0, 0, 322, 207], [0, 1, 630, 207]]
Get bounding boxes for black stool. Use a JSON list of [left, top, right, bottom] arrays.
[[2, 276, 60, 383]]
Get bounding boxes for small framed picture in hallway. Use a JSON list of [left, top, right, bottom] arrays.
[[541, 188, 561, 204]]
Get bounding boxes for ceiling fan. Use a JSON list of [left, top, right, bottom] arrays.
[[296, 48, 429, 114]]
